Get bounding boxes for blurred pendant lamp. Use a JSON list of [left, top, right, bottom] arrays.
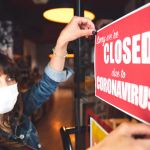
[[43, 3, 95, 23]]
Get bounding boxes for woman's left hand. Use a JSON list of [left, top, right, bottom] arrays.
[[56, 16, 96, 48]]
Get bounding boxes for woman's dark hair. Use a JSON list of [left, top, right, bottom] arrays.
[[0, 53, 18, 81], [0, 53, 23, 131]]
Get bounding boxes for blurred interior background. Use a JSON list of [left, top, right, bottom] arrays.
[[0, 0, 149, 149]]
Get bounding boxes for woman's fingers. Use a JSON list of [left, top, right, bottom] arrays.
[[77, 16, 95, 30], [56, 16, 96, 45]]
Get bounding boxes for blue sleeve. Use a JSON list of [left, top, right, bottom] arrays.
[[44, 64, 74, 82], [23, 65, 74, 116]]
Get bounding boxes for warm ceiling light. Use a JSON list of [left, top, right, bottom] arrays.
[[49, 53, 74, 58], [43, 8, 95, 23]]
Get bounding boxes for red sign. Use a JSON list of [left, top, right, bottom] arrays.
[[95, 3, 150, 124]]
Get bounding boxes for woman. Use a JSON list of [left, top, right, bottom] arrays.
[[0, 16, 95, 150]]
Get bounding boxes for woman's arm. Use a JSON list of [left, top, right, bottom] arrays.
[[49, 16, 95, 71], [23, 16, 95, 116]]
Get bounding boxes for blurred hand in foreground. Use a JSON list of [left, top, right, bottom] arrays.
[[87, 123, 150, 150]]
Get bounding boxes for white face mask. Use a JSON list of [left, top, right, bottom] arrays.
[[0, 83, 19, 114]]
